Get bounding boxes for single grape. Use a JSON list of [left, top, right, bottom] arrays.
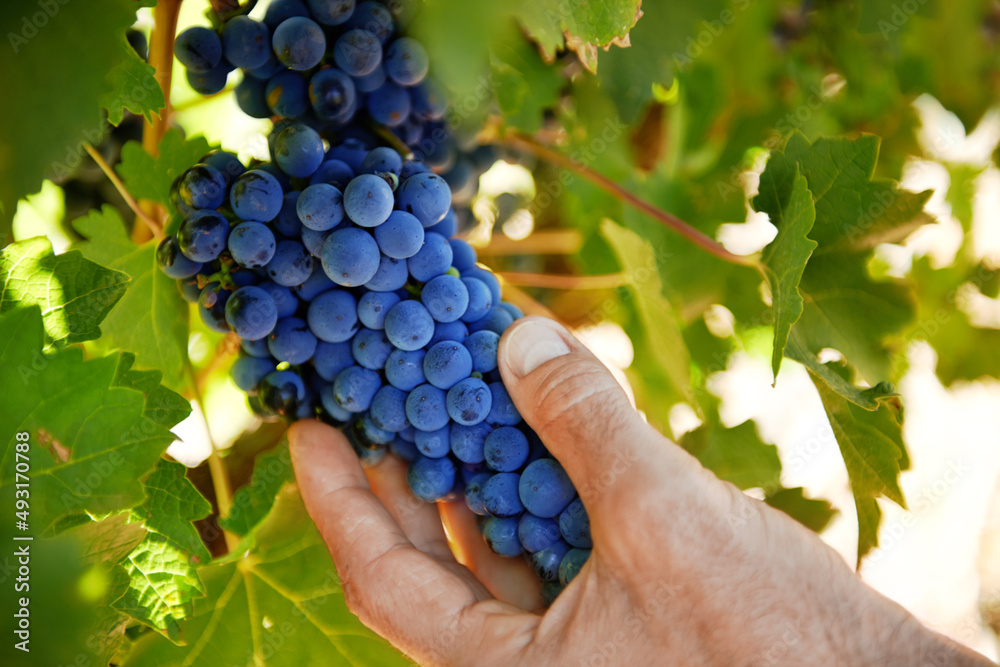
[[465, 266, 502, 304], [309, 68, 358, 122], [222, 17, 271, 69], [177, 210, 229, 262], [307, 0, 355, 25], [366, 81, 411, 127], [294, 265, 337, 301], [307, 289, 359, 342], [519, 459, 575, 518], [369, 385, 408, 432], [265, 70, 310, 117], [558, 498, 592, 549], [374, 210, 424, 259], [201, 150, 246, 187], [410, 78, 447, 120], [272, 16, 326, 70], [343, 174, 395, 227], [353, 64, 387, 93], [319, 384, 354, 422], [487, 382, 522, 426], [446, 377, 492, 426], [267, 316, 317, 364], [236, 74, 271, 118], [273, 123, 325, 178], [360, 147, 402, 176], [258, 369, 306, 416], [357, 291, 401, 330], [199, 286, 232, 332], [407, 455, 456, 503], [174, 26, 222, 72], [300, 227, 334, 256], [400, 159, 431, 179], [297, 183, 345, 231], [465, 330, 500, 373], [156, 236, 203, 279], [499, 302, 524, 320], [558, 548, 590, 586], [320, 227, 380, 286], [422, 341, 473, 390], [351, 327, 394, 369], [313, 340, 355, 381], [264, 0, 310, 29], [428, 320, 468, 347], [481, 516, 521, 556], [273, 192, 302, 237], [177, 164, 227, 209], [460, 277, 493, 323], [414, 424, 450, 458], [229, 221, 277, 268], [484, 426, 529, 472], [334, 28, 382, 77], [187, 60, 233, 95], [421, 274, 469, 323], [464, 473, 491, 515], [468, 306, 515, 335], [178, 275, 204, 302], [199, 281, 223, 309], [225, 285, 278, 340], [483, 472, 524, 518], [345, 1, 393, 42], [518, 514, 562, 553], [310, 159, 355, 188], [327, 138, 369, 172], [407, 232, 453, 281], [434, 208, 459, 238], [231, 356, 277, 394], [405, 383, 449, 431], [365, 255, 408, 291], [449, 239, 478, 271], [384, 300, 435, 350], [384, 37, 428, 85], [390, 436, 418, 462], [384, 348, 426, 391], [241, 337, 272, 358], [266, 240, 314, 286], [332, 365, 381, 412], [358, 417, 394, 446], [450, 421, 492, 464], [231, 169, 284, 222], [531, 540, 570, 583]]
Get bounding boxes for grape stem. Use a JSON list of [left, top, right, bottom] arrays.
[[499, 271, 626, 290], [82, 143, 163, 240], [474, 230, 583, 257], [499, 131, 762, 269]]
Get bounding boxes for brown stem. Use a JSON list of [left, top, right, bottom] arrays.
[[82, 143, 163, 240], [500, 131, 761, 268], [499, 271, 625, 290], [474, 230, 583, 257], [135, 0, 184, 243]]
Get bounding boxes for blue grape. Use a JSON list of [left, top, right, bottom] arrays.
[[295, 265, 337, 300], [265, 70, 309, 117], [359, 417, 394, 445], [366, 82, 411, 127], [177, 210, 229, 262], [174, 26, 222, 72], [248, 50, 285, 80], [433, 207, 458, 238], [357, 291, 401, 329], [422, 341, 472, 390], [464, 473, 491, 515], [334, 29, 382, 76], [519, 459, 575, 518], [231, 356, 276, 394], [156, 237, 202, 279], [254, 159, 293, 191], [345, 1, 393, 42], [360, 147, 402, 176], [225, 286, 278, 340], [407, 232, 452, 281], [384, 37, 428, 85], [481, 517, 521, 556], [320, 227, 380, 286], [487, 382, 522, 426], [421, 274, 469, 323], [559, 548, 590, 586], [259, 370, 306, 416], [414, 425, 450, 458], [400, 159, 431, 179], [460, 278, 493, 322], [385, 300, 435, 350], [309, 68, 358, 122], [297, 183, 345, 231], [398, 424, 417, 442], [499, 302, 524, 320], [374, 210, 424, 259], [310, 159, 355, 188], [450, 421, 492, 464], [313, 341, 354, 380], [468, 307, 515, 335], [366, 255, 408, 291], [229, 221, 277, 268], [351, 327, 394, 369], [465, 266, 502, 304], [465, 330, 499, 373], [518, 514, 561, 553], [307, 0, 355, 25], [405, 383, 449, 431], [264, 0, 310, 29], [236, 74, 271, 118], [187, 60, 233, 95], [410, 78, 447, 120], [222, 17, 271, 69], [201, 150, 245, 187], [446, 377, 492, 425], [327, 137, 369, 171], [266, 240, 314, 286], [531, 540, 570, 583], [177, 164, 227, 209], [319, 384, 354, 422], [200, 286, 232, 332], [231, 169, 284, 222], [307, 289, 358, 342], [407, 455, 456, 502], [390, 436, 418, 462], [369, 385, 408, 431], [199, 282, 223, 309], [272, 16, 326, 70], [273, 123, 324, 178], [274, 192, 302, 237], [267, 317, 317, 364], [483, 472, 524, 518], [428, 319, 468, 347], [353, 64, 386, 93], [178, 275, 204, 302], [241, 337, 271, 358], [333, 365, 381, 412], [343, 174, 394, 227], [484, 426, 529, 472], [559, 498, 592, 549], [384, 348, 425, 390], [449, 239, 477, 271], [301, 227, 334, 256]]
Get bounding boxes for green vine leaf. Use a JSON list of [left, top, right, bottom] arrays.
[[116, 129, 213, 209], [220, 441, 294, 537], [680, 414, 781, 491], [132, 460, 212, 565], [0, 236, 130, 349], [764, 487, 838, 534], [100, 32, 165, 126]]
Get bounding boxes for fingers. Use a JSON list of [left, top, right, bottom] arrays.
[[439, 499, 545, 612], [290, 419, 485, 661]]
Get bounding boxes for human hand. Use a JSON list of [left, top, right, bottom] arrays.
[[290, 316, 991, 666]]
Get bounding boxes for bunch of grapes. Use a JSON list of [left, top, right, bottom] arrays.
[[156, 125, 590, 599]]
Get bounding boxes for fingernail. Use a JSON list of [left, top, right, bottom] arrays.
[[504, 319, 571, 377]]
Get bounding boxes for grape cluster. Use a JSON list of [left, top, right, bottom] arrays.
[[157, 133, 590, 599]]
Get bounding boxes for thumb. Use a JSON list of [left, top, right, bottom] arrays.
[[498, 317, 665, 513]]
